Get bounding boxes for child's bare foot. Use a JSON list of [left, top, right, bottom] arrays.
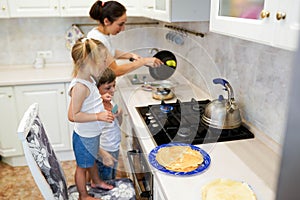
[[91, 181, 114, 190]]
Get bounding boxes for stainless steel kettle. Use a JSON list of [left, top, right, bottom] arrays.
[[201, 78, 242, 129]]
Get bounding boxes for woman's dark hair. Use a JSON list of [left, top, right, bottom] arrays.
[[89, 0, 126, 25]]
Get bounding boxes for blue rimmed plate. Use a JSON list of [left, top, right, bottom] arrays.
[[148, 143, 211, 176]]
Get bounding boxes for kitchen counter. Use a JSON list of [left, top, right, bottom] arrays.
[[0, 64, 73, 86], [0, 64, 281, 199], [116, 72, 281, 200]]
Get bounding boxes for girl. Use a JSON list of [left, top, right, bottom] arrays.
[[87, 0, 163, 76], [68, 38, 114, 200]]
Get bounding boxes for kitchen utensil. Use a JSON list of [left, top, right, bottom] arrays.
[[151, 80, 176, 100], [112, 104, 118, 114], [201, 78, 242, 129], [150, 50, 177, 80], [129, 50, 177, 80]]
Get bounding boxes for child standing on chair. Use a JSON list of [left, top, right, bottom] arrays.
[[96, 67, 122, 180], [68, 38, 114, 200]]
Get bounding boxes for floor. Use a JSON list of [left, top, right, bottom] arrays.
[[0, 154, 129, 200]]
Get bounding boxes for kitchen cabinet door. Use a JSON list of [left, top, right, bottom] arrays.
[[117, 0, 140, 17], [60, 0, 95, 17], [210, 0, 300, 51], [0, 0, 9, 18], [0, 87, 23, 157], [8, 0, 60, 17], [14, 83, 71, 152], [273, 0, 300, 50], [142, 0, 210, 22]]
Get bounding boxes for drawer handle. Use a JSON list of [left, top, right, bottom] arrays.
[[260, 10, 270, 19], [276, 12, 286, 20]]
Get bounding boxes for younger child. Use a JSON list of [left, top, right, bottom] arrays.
[[68, 37, 114, 200], [96, 67, 122, 180]]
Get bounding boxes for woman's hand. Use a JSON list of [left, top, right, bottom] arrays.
[[142, 57, 164, 67], [96, 110, 114, 123]]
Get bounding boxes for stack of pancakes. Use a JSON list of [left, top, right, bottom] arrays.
[[155, 146, 203, 172]]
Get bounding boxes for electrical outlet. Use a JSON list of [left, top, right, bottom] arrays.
[[36, 51, 53, 58]]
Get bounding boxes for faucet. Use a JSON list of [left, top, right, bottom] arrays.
[[149, 48, 159, 55]]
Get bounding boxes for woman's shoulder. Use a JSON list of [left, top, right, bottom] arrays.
[[87, 28, 107, 41]]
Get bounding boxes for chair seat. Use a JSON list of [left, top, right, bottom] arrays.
[[68, 178, 136, 200]]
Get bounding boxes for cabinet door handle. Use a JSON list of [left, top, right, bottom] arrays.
[[8, 95, 12, 98], [2, 6, 6, 11], [276, 12, 286, 20], [260, 10, 270, 19], [60, 91, 64, 94]]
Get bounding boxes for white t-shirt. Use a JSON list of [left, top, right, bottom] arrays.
[[87, 28, 116, 57], [68, 77, 105, 138], [100, 101, 121, 152]]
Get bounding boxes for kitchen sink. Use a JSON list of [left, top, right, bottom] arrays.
[[127, 73, 155, 85]]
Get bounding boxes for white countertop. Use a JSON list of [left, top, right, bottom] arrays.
[[0, 64, 281, 199], [0, 64, 73, 86], [116, 73, 281, 200]]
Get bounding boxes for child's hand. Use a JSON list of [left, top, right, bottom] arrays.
[[96, 110, 114, 123], [101, 93, 112, 102], [99, 149, 117, 167]]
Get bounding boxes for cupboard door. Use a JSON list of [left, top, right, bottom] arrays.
[[8, 0, 60, 17], [14, 84, 71, 152], [60, 0, 95, 17], [0, 87, 23, 157], [210, 0, 274, 46], [0, 0, 9, 18], [273, 0, 300, 50], [117, 0, 140, 16]]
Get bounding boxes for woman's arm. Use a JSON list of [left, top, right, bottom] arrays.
[[109, 57, 163, 76]]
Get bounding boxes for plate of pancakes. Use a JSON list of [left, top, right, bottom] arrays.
[[148, 143, 211, 176]]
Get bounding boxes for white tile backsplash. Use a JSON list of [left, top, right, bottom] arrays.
[[0, 17, 295, 145]]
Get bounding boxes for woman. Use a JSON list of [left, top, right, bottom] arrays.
[[88, 0, 163, 76]]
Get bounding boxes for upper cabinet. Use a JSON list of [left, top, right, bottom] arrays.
[[210, 0, 300, 51], [117, 0, 140, 16], [0, 0, 9, 18], [8, 0, 95, 17], [141, 0, 210, 22]]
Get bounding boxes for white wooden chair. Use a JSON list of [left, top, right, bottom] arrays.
[[17, 103, 136, 200]]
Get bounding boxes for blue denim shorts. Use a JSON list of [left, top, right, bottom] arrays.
[[72, 131, 100, 168]]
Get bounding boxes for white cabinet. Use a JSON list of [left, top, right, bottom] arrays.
[[8, 0, 60, 17], [117, 0, 140, 17], [60, 0, 95, 17], [210, 0, 300, 51], [14, 83, 71, 152], [8, 0, 95, 17], [0, 0, 9, 18], [141, 0, 210, 22], [0, 87, 23, 157], [113, 89, 133, 175]]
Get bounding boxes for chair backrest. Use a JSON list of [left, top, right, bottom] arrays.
[[17, 103, 68, 200]]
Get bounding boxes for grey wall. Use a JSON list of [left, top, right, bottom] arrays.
[[0, 17, 295, 145]]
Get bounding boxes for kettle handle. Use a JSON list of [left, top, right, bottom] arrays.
[[213, 78, 228, 86]]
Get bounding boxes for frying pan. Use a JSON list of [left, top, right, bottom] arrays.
[[129, 50, 177, 80], [150, 50, 177, 80]]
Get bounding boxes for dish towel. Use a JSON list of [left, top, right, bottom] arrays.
[[65, 25, 84, 50]]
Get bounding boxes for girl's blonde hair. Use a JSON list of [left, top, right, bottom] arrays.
[[71, 37, 107, 77]]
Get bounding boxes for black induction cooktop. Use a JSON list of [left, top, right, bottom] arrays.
[[136, 98, 254, 146]]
